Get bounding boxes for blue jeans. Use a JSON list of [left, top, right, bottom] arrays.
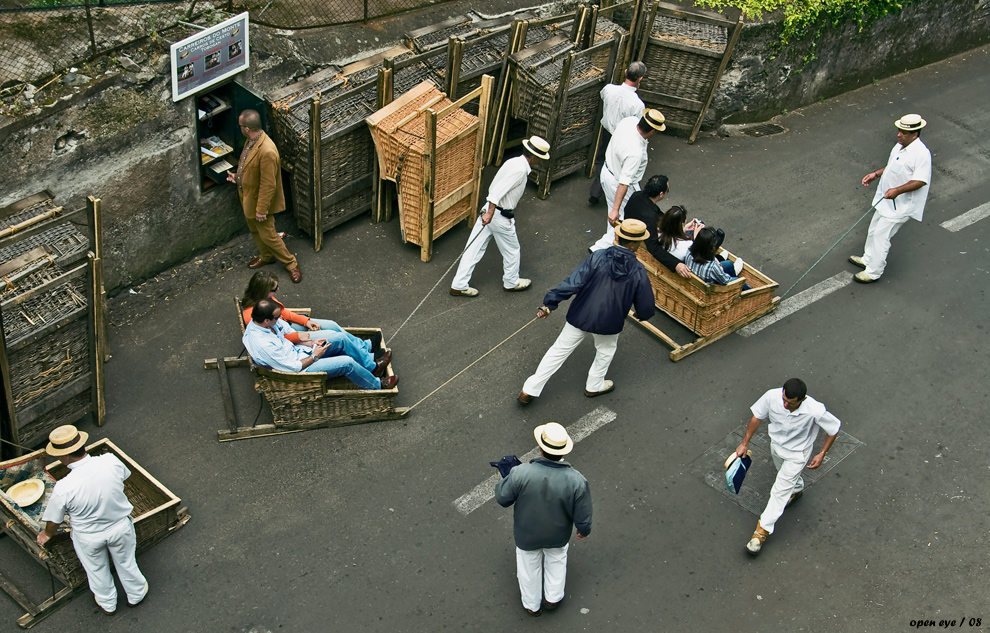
[[720, 261, 751, 291], [305, 356, 381, 390], [291, 318, 372, 352]]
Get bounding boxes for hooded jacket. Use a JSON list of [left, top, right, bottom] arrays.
[[543, 245, 655, 335]]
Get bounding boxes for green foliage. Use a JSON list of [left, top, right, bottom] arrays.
[[697, 0, 909, 47]]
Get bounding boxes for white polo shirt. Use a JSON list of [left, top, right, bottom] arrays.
[[604, 116, 649, 187], [874, 138, 931, 222], [600, 83, 644, 134], [751, 388, 841, 453], [486, 154, 531, 211], [42, 454, 134, 534]]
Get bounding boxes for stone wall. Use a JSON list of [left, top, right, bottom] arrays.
[[712, 0, 990, 123]]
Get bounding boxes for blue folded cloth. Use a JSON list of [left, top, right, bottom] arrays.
[[490, 455, 522, 478]]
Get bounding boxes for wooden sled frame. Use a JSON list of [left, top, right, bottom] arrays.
[[205, 300, 409, 442], [629, 248, 780, 360]]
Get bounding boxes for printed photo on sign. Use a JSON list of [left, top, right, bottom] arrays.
[[228, 41, 242, 60], [205, 51, 221, 71], [178, 63, 194, 80]]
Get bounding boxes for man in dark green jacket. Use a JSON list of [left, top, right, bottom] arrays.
[[495, 422, 593, 616]]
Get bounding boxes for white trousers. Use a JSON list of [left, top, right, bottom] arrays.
[[71, 517, 147, 611], [522, 322, 618, 396], [759, 442, 812, 534], [591, 167, 638, 251], [860, 212, 909, 279], [451, 211, 521, 290], [515, 545, 568, 611]]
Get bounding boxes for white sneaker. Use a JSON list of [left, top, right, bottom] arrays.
[[450, 287, 479, 297], [504, 279, 532, 292], [733, 257, 744, 276]]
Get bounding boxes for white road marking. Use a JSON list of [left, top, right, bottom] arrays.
[[738, 272, 852, 337], [941, 202, 990, 232], [453, 406, 617, 515]]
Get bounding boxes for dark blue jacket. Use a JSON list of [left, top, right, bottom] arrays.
[[544, 245, 655, 335]]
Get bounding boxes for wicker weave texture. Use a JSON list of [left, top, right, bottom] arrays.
[[641, 42, 721, 102], [652, 14, 728, 51], [8, 317, 89, 409]]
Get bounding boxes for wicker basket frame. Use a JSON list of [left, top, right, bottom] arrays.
[[635, 1, 743, 143], [630, 246, 780, 361], [0, 193, 106, 459], [0, 439, 186, 626], [367, 78, 492, 262]]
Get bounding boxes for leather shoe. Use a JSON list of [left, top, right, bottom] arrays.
[[543, 598, 561, 611], [853, 271, 877, 284], [584, 380, 614, 398], [518, 391, 534, 405], [450, 287, 479, 297], [504, 279, 531, 292], [127, 582, 149, 607], [786, 490, 803, 507], [379, 375, 398, 389], [95, 595, 116, 616], [372, 350, 392, 377], [848, 255, 866, 269], [289, 267, 302, 283], [247, 256, 274, 269], [588, 195, 599, 205], [525, 607, 542, 617]]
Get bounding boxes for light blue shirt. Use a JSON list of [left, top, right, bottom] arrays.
[[242, 318, 310, 372]]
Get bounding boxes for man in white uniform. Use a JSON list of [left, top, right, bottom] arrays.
[[850, 113, 932, 283], [589, 61, 646, 205], [734, 379, 841, 555], [450, 136, 550, 297], [589, 109, 666, 252], [37, 425, 148, 615]]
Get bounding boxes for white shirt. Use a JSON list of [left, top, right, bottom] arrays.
[[668, 238, 691, 261], [600, 83, 644, 134], [242, 318, 310, 372], [604, 116, 649, 187], [751, 388, 841, 453], [42, 454, 134, 534], [486, 154, 531, 211], [874, 138, 931, 222]]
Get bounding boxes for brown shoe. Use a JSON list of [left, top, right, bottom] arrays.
[[746, 523, 770, 555], [248, 256, 274, 269], [289, 267, 302, 283], [379, 375, 398, 389], [372, 350, 392, 377], [786, 490, 803, 507], [95, 595, 116, 616], [518, 391, 534, 405]]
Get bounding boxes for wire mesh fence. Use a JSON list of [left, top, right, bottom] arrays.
[[0, 0, 220, 87]]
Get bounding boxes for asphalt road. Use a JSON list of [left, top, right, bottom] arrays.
[[2, 45, 987, 633]]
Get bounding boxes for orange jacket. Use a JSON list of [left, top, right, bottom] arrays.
[[242, 297, 309, 344]]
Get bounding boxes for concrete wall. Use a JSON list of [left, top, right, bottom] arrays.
[[712, 0, 990, 123]]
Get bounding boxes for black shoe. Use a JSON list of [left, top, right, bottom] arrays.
[[588, 195, 600, 205], [543, 598, 561, 611]]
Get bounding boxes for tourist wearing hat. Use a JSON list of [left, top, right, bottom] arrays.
[[850, 113, 932, 283], [450, 136, 550, 297], [36, 425, 149, 615], [519, 219, 654, 403], [589, 108, 666, 252], [589, 61, 647, 205], [733, 379, 841, 555], [494, 423, 592, 616]]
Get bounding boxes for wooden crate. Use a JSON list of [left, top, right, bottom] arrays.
[[0, 193, 107, 460], [0, 438, 188, 628], [366, 79, 492, 262], [635, 1, 743, 143], [630, 246, 780, 360]]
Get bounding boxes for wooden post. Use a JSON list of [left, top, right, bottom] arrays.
[[539, 51, 574, 199], [638, 1, 659, 62], [310, 94, 323, 251], [421, 109, 437, 262], [86, 253, 105, 426], [375, 68, 395, 224], [689, 14, 744, 144], [86, 196, 109, 361], [446, 37, 465, 100], [488, 19, 526, 166], [0, 305, 17, 458], [468, 75, 494, 228]]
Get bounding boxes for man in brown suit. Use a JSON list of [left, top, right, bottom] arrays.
[[227, 109, 301, 283]]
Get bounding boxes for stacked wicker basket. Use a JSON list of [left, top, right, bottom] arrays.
[[0, 192, 106, 459]]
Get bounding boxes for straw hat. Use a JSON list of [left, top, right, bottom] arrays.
[[615, 218, 649, 241], [642, 108, 666, 132], [894, 114, 926, 132], [534, 422, 573, 456], [46, 425, 88, 457], [522, 135, 551, 160]]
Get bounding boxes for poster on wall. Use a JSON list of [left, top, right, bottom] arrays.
[[170, 12, 250, 102]]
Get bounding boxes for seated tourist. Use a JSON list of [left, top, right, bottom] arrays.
[[684, 228, 748, 289], [242, 299, 397, 389], [241, 271, 383, 356], [657, 205, 698, 262], [622, 175, 691, 278]]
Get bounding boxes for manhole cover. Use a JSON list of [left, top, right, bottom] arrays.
[[742, 123, 787, 137], [688, 423, 863, 516]]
